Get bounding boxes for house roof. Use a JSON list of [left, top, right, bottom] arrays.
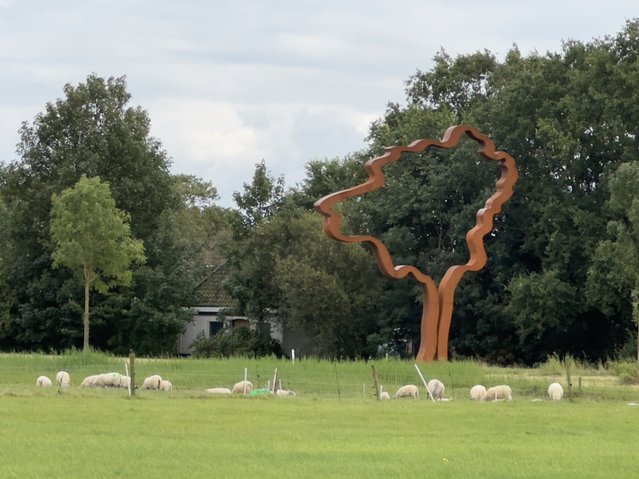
[[193, 263, 238, 308]]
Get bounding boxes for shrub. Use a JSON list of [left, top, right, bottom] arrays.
[[190, 327, 282, 359], [609, 361, 639, 384]]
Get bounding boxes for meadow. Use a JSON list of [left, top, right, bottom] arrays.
[[1, 352, 638, 478]]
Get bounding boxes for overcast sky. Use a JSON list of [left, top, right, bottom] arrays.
[[1, 1, 637, 206]]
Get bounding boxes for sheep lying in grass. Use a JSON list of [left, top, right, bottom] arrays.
[[394, 384, 419, 399], [548, 382, 564, 401], [55, 371, 70, 388], [427, 379, 445, 400], [36, 376, 52, 387], [232, 380, 253, 395], [482, 385, 513, 401], [141, 374, 163, 390], [275, 389, 296, 397], [79, 373, 129, 388], [159, 379, 173, 391], [205, 387, 232, 395], [470, 385, 486, 401]]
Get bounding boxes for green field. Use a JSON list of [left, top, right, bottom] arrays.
[[1, 353, 638, 478]]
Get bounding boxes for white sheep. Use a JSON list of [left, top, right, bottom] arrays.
[[394, 384, 419, 399], [93, 372, 126, 388], [55, 370, 71, 387], [159, 379, 173, 391], [205, 387, 232, 395], [36, 375, 52, 387], [141, 374, 163, 390], [482, 385, 513, 401], [275, 389, 296, 397], [80, 374, 100, 387], [119, 375, 131, 390], [548, 382, 564, 401], [379, 385, 390, 400], [470, 384, 486, 400], [427, 378, 445, 400], [232, 380, 253, 394]]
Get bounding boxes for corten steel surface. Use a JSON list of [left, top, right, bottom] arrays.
[[314, 125, 518, 362]]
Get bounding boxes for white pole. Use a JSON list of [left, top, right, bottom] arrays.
[[414, 363, 436, 403], [272, 368, 278, 393], [291, 349, 295, 364], [124, 362, 131, 397]]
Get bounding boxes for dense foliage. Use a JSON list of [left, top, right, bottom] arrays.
[[2, 21, 639, 364]]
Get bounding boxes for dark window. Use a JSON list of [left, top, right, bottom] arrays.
[[209, 321, 223, 336]]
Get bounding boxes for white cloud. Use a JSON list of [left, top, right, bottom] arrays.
[[1, 0, 638, 208]]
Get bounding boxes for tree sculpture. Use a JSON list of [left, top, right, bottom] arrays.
[[314, 125, 518, 362]]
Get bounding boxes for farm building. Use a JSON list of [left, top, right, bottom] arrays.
[[178, 263, 314, 356]]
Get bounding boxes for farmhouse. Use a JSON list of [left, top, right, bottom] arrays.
[[178, 263, 314, 356]]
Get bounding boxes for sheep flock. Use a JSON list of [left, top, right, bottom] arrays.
[[32, 368, 569, 404]]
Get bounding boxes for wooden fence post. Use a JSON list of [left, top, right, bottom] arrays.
[[129, 351, 136, 397]]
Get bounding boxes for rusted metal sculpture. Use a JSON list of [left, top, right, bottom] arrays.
[[314, 125, 518, 362]]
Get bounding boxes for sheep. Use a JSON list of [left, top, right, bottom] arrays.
[[80, 374, 100, 387], [548, 382, 564, 401], [470, 384, 486, 401], [379, 385, 390, 400], [232, 380, 253, 395], [159, 379, 173, 391], [119, 375, 131, 390], [275, 389, 296, 397], [394, 384, 419, 399], [55, 370, 71, 388], [482, 385, 513, 401], [427, 379, 445, 400], [93, 372, 126, 388], [141, 374, 163, 390], [36, 375, 52, 387], [205, 387, 232, 395]]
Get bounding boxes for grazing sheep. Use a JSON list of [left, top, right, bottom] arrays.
[[232, 380, 253, 395], [275, 389, 296, 397], [470, 385, 486, 401], [141, 374, 163, 390], [119, 376, 131, 390], [379, 385, 390, 400], [36, 376, 52, 387], [80, 374, 100, 387], [55, 371, 71, 387], [427, 379, 445, 400], [159, 379, 173, 391], [205, 387, 232, 395], [93, 372, 126, 388], [394, 384, 419, 399], [548, 382, 564, 401], [482, 385, 513, 401]]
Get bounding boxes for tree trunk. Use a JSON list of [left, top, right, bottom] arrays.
[[83, 278, 90, 352], [416, 282, 439, 362]]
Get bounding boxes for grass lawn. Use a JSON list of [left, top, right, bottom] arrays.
[[1, 353, 638, 478]]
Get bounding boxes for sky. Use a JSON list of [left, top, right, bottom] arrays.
[[1, 1, 637, 207]]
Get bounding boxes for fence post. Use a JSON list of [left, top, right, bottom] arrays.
[[129, 351, 136, 397], [370, 365, 379, 400]]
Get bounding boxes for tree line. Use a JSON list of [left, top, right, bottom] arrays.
[[2, 20, 639, 364]]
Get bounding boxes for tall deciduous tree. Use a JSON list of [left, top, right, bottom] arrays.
[[0, 75, 193, 353], [349, 20, 639, 363], [50, 175, 145, 351], [589, 162, 639, 363]]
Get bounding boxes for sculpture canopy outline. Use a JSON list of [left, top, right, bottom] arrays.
[[314, 125, 518, 362]]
